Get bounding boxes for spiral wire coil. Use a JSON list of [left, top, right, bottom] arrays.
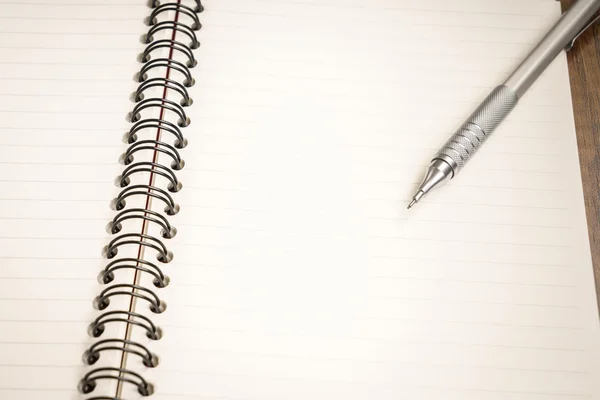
[[78, 1, 203, 398]]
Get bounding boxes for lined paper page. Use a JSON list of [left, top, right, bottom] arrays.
[[0, 1, 151, 399], [139, 0, 600, 399]]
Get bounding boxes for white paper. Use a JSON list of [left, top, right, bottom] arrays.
[[143, 0, 600, 399], [0, 1, 151, 399]]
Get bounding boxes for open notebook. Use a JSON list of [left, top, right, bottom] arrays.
[[1, 0, 599, 399]]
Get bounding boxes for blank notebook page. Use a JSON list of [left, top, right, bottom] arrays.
[[0, 1, 151, 399], [149, 0, 599, 399]]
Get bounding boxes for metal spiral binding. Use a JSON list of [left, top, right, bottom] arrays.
[[79, 1, 203, 398]]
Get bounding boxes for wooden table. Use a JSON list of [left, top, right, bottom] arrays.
[[561, 0, 600, 308]]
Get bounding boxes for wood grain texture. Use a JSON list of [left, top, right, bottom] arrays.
[[561, 0, 600, 308]]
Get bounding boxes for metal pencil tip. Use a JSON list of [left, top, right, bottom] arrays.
[[407, 199, 417, 209]]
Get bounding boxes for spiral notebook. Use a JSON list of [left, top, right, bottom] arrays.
[[1, 0, 600, 399]]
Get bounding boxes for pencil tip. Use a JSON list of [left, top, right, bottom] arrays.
[[407, 199, 417, 209]]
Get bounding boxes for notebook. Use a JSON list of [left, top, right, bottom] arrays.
[[1, 0, 599, 399]]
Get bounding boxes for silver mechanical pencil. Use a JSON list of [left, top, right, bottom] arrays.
[[408, 0, 600, 209]]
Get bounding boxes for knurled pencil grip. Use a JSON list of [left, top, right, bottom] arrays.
[[434, 85, 518, 173]]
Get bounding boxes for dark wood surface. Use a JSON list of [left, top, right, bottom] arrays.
[[561, 0, 600, 308]]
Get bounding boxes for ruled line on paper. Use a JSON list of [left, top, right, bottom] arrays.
[[162, 286, 580, 309], [177, 199, 569, 211], [170, 236, 572, 249], [150, 356, 590, 375], [0, 388, 76, 392], [142, 392, 572, 400], [0, 47, 140, 51], [0, 76, 134, 81], [178, 180, 567, 192], [0, 161, 114, 165], [204, 18, 548, 31], [0, 276, 98, 281], [141, 324, 590, 351], [205, 10, 547, 30], [163, 305, 586, 331], [235, 0, 549, 17], [181, 82, 549, 102], [0, 1, 143, 6], [0, 110, 131, 114], [0, 319, 90, 323], [0, 31, 140, 35], [0, 179, 113, 184], [0, 298, 92, 301], [366, 217, 571, 229], [0, 16, 141, 21], [177, 163, 566, 174], [0, 88, 131, 93], [0, 199, 108, 202], [0, 341, 88, 345], [0, 217, 107, 221], [175, 219, 571, 230], [0, 364, 87, 367], [152, 257, 579, 269], [138, 369, 594, 398], [0, 126, 122, 130], [0, 144, 123, 147], [152, 392, 587, 400]]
